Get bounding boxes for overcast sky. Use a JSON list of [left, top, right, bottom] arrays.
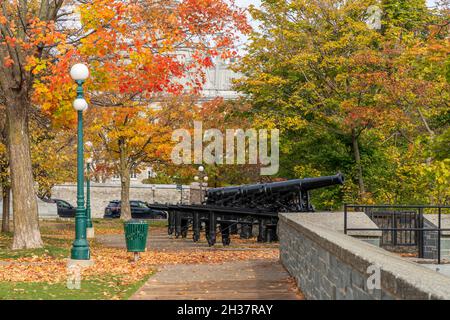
[[236, 0, 437, 10], [236, 0, 261, 7]]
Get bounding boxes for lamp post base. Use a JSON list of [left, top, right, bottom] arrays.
[[86, 227, 95, 239], [67, 258, 94, 268], [70, 241, 90, 261]]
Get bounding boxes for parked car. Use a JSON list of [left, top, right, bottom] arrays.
[[104, 200, 121, 218], [49, 199, 77, 218], [104, 200, 167, 219]]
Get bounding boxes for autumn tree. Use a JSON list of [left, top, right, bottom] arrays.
[[59, 1, 249, 220], [143, 97, 261, 188], [0, 105, 10, 233], [1, 0, 248, 247], [30, 117, 77, 199], [88, 105, 173, 220], [193, 97, 264, 187], [237, 0, 396, 199], [236, 0, 449, 206]]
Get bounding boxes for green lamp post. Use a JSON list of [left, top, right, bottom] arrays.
[[69, 63, 91, 261], [86, 156, 94, 238]]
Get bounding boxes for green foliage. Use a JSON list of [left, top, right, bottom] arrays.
[[236, 0, 450, 208]]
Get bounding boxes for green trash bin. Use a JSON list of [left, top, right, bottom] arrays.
[[124, 219, 149, 261]]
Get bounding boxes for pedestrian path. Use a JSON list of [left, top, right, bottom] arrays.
[[131, 259, 303, 300], [98, 227, 303, 300]]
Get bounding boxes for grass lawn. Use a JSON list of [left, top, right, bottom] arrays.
[[0, 232, 70, 260], [0, 219, 163, 300], [0, 274, 151, 300]]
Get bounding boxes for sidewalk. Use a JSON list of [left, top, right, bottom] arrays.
[[131, 259, 303, 300], [97, 228, 303, 300]]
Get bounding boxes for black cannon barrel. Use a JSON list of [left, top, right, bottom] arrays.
[[241, 184, 265, 195], [206, 173, 344, 200], [264, 173, 344, 193], [297, 173, 345, 191], [211, 186, 241, 197]]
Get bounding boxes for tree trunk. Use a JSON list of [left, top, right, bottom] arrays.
[[352, 129, 366, 200], [119, 139, 132, 221], [6, 95, 43, 249], [1, 186, 10, 233]]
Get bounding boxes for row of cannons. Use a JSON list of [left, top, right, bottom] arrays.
[[148, 173, 345, 246]]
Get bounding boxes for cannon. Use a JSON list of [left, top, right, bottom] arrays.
[[148, 173, 344, 246], [206, 173, 345, 212]]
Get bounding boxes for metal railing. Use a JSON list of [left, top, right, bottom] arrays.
[[344, 204, 450, 264]]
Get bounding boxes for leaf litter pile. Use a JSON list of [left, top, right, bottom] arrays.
[[0, 225, 278, 285]]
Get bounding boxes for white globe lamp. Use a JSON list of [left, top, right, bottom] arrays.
[[70, 63, 89, 81], [73, 98, 88, 111]]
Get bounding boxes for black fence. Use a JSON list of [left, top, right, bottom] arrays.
[[344, 204, 450, 264]]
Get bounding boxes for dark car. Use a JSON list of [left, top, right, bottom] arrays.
[[104, 200, 121, 218], [51, 199, 77, 218], [104, 200, 167, 219]]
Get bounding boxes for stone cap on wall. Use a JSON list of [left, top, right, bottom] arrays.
[[54, 183, 190, 189], [280, 213, 450, 299], [285, 211, 382, 237]]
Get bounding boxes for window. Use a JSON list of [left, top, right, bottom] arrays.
[[147, 169, 156, 179], [57, 200, 72, 208], [139, 202, 147, 208], [130, 201, 139, 207]]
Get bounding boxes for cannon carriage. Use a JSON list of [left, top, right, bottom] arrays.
[[148, 173, 344, 246]]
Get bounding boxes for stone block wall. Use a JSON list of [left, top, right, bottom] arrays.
[[423, 219, 439, 259], [0, 194, 58, 219], [51, 183, 193, 218], [279, 213, 450, 300], [422, 218, 450, 260]]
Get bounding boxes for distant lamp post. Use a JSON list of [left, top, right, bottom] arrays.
[[196, 166, 208, 203], [151, 185, 156, 203], [174, 175, 183, 204], [86, 156, 94, 238], [69, 63, 91, 263]]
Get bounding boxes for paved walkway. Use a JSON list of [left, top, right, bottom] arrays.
[[131, 259, 302, 300], [98, 228, 303, 300]]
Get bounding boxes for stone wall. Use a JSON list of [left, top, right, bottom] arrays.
[[51, 183, 194, 218], [0, 193, 58, 219], [279, 212, 450, 300], [423, 215, 450, 261], [289, 211, 381, 247], [423, 219, 439, 259]]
